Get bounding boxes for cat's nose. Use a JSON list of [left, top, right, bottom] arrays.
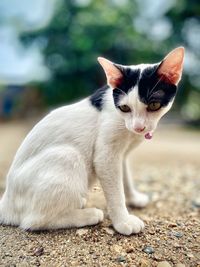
[[134, 126, 146, 133]]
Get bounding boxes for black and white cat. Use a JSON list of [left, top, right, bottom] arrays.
[[0, 47, 184, 235]]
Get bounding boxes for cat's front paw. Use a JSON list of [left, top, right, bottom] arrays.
[[127, 191, 149, 208], [113, 215, 145, 235]]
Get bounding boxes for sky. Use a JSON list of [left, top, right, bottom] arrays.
[[0, 0, 56, 85]]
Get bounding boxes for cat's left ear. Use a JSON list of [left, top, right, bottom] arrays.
[[97, 57, 123, 88], [157, 47, 185, 85]]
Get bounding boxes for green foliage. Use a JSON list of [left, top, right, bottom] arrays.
[[21, 0, 200, 119]]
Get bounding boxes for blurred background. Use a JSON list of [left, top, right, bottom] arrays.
[[0, 0, 199, 124], [0, 3, 199, 265]]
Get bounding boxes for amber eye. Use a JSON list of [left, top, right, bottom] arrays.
[[118, 105, 131, 113], [147, 102, 161, 112]]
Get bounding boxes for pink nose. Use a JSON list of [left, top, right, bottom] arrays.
[[134, 126, 146, 133]]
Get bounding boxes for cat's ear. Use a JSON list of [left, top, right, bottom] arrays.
[[157, 47, 185, 85], [98, 57, 123, 88]]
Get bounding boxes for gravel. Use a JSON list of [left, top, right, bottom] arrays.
[[0, 122, 200, 267]]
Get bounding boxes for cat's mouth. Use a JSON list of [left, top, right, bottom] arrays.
[[126, 123, 153, 139], [131, 129, 153, 140]]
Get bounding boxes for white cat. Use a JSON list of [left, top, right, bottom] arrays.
[[0, 47, 184, 235]]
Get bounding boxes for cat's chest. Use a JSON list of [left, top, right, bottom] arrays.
[[108, 127, 143, 156], [124, 132, 143, 155], [97, 111, 143, 156]]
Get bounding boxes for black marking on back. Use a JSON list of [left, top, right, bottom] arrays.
[[138, 65, 177, 107], [90, 85, 108, 111]]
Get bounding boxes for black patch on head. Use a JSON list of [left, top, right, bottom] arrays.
[[90, 85, 108, 111], [115, 65, 140, 93], [112, 66, 140, 108], [90, 67, 140, 111], [113, 88, 126, 108], [138, 64, 177, 107]]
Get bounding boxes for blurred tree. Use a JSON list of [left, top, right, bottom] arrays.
[[21, 0, 200, 122], [21, 0, 140, 105]]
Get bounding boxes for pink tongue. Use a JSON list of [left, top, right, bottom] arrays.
[[145, 132, 153, 140]]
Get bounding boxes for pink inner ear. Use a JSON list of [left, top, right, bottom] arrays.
[[109, 76, 123, 88], [158, 67, 181, 84], [98, 57, 123, 88], [157, 47, 184, 85]]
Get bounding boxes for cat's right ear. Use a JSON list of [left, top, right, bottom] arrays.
[[97, 57, 123, 89]]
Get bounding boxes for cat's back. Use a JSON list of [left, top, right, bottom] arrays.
[[9, 98, 99, 169]]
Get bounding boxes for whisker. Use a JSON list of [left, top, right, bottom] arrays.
[[147, 75, 163, 100]]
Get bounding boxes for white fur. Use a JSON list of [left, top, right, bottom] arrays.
[[0, 81, 172, 235]]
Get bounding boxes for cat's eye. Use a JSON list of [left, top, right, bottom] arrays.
[[147, 102, 161, 112], [118, 105, 131, 113]]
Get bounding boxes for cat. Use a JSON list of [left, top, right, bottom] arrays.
[[0, 47, 184, 235]]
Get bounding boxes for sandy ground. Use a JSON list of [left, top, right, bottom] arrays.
[[0, 120, 199, 267]]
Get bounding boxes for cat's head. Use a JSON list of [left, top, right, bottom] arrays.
[[98, 47, 184, 139]]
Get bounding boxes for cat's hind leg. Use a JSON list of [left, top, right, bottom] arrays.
[[20, 208, 103, 230], [5, 145, 103, 230]]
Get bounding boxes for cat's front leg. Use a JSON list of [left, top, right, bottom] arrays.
[[95, 150, 144, 235], [123, 158, 149, 208]]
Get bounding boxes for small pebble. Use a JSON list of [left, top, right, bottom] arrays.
[[116, 256, 126, 263], [170, 231, 183, 238], [33, 246, 44, 257], [148, 229, 155, 235], [76, 229, 88, 236], [167, 222, 177, 228], [157, 261, 172, 267], [126, 247, 134, 253], [142, 246, 154, 254], [176, 264, 186, 267], [104, 227, 115, 235]]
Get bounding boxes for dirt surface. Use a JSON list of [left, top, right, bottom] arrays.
[[0, 120, 200, 267]]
